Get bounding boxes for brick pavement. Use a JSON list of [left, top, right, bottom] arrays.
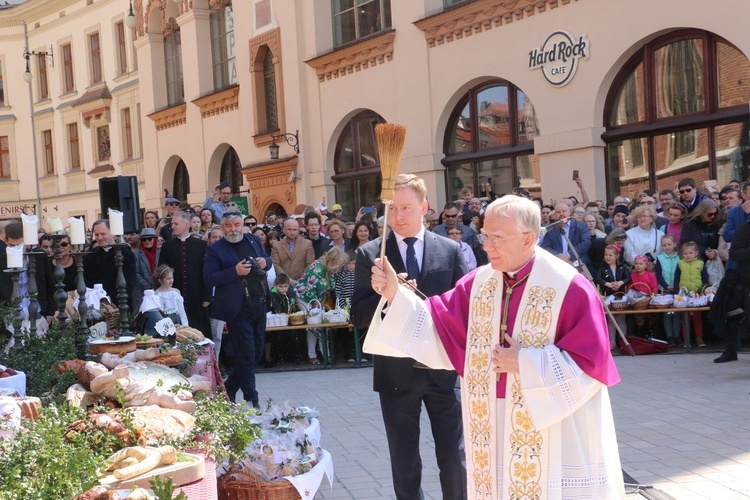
[[255, 352, 750, 499]]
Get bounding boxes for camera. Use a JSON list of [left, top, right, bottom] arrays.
[[644, 252, 655, 263], [245, 255, 267, 277]]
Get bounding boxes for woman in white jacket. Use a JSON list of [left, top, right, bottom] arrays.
[[624, 205, 664, 267]]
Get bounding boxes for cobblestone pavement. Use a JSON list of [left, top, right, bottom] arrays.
[[255, 352, 750, 499]]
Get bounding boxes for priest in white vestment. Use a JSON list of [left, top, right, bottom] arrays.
[[366, 195, 626, 499]]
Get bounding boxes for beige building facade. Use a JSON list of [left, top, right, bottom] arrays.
[[0, 0, 143, 226], [1, 0, 748, 226]]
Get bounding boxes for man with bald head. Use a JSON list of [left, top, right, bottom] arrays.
[[540, 202, 591, 267], [271, 217, 314, 286]]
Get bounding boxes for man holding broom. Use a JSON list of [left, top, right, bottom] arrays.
[[352, 173, 468, 499], [365, 195, 626, 499]]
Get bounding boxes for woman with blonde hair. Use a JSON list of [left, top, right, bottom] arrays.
[[623, 205, 664, 267], [325, 219, 349, 252], [295, 247, 351, 364]]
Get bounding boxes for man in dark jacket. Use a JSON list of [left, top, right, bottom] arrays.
[[352, 174, 468, 500], [83, 219, 136, 309], [305, 212, 331, 259], [158, 211, 211, 337]]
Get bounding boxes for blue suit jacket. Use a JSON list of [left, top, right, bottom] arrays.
[[540, 220, 592, 263], [203, 234, 270, 323]]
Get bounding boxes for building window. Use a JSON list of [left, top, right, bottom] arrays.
[[262, 50, 278, 133], [122, 108, 133, 159], [210, 5, 236, 91], [90, 32, 102, 83], [0, 136, 9, 178], [604, 30, 750, 200], [42, 130, 54, 175], [68, 123, 80, 170], [37, 54, 49, 100], [443, 80, 541, 201], [173, 160, 190, 202], [164, 28, 184, 106], [97, 125, 111, 163], [333, 0, 391, 47], [62, 43, 75, 92], [333, 110, 387, 216], [116, 21, 128, 75]]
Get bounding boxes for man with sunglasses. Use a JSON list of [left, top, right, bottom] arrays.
[[367, 195, 625, 498], [677, 178, 706, 214], [243, 215, 258, 232], [158, 197, 182, 241], [432, 201, 477, 244]]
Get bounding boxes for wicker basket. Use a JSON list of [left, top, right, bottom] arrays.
[[609, 292, 628, 311], [218, 469, 301, 500], [267, 314, 289, 328], [99, 300, 121, 330], [306, 299, 324, 325], [630, 298, 651, 310], [289, 314, 306, 326]]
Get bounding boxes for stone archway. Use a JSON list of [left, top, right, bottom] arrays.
[[242, 156, 298, 221]]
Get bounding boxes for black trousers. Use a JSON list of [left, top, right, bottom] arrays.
[[378, 368, 466, 500], [224, 296, 266, 405]]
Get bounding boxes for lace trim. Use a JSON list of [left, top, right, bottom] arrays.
[[547, 348, 577, 411]]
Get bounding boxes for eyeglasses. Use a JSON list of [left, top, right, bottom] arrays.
[[141, 237, 155, 241], [443, 213, 458, 218], [245, 222, 257, 227], [478, 231, 530, 248], [60, 242, 70, 247], [679, 188, 693, 194], [573, 211, 585, 215], [705, 211, 718, 218], [166, 202, 180, 207]]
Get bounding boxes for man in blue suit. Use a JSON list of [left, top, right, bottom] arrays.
[[352, 174, 468, 500], [541, 202, 591, 266], [204, 211, 271, 408]]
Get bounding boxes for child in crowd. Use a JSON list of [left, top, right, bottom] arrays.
[[267, 273, 300, 365], [594, 245, 630, 350], [629, 255, 658, 295], [655, 235, 682, 345], [661, 203, 686, 251], [154, 264, 188, 326], [674, 241, 709, 347], [334, 252, 359, 363]]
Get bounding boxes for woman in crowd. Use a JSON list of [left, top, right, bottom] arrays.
[[144, 211, 159, 229], [680, 199, 722, 261], [252, 226, 270, 253], [265, 230, 280, 255], [660, 202, 686, 251], [190, 214, 203, 237], [584, 213, 607, 274], [207, 226, 224, 244], [326, 219, 349, 252], [349, 220, 373, 251], [57, 234, 77, 292], [295, 248, 350, 364], [199, 208, 215, 234], [447, 226, 477, 271], [624, 205, 664, 267]]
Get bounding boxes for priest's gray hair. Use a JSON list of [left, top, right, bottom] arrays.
[[485, 195, 541, 238]]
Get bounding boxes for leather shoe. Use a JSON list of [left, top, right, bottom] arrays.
[[714, 351, 738, 363]]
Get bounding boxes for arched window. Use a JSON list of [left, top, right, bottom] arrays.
[[262, 49, 278, 133], [603, 30, 750, 199], [442, 80, 540, 202], [333, 110, 386, 217], [219, 146, 242, 193], [173, 160, 190, 202]]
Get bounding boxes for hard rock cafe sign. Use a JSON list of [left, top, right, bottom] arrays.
[[528, 31, 590, 87]]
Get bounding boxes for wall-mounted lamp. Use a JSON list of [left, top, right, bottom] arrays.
[[288, 171, 301, 183], [23, 45, 54, 83], [125, 0, 137, 29], [269, 130, 300, 160]]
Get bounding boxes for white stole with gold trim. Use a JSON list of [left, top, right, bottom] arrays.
[[461, 250, 576, 499]]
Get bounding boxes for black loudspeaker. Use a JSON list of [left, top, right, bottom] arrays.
[[99, 176, 141, 233]]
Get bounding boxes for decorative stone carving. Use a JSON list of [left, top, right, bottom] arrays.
[[147, 103, 187, 131], [305, 30, 395, 82], [414, 0, 578, 48], [191, 85, 240, 118]]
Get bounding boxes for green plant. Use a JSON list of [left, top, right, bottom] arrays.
[[150, 475, 188, 500], [0, 405, 107, 499], [0, 322, 88, 404]]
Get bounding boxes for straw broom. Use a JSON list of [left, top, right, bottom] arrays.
[[374, 123, 426, 299]]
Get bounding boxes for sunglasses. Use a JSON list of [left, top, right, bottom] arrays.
[[705, 212, 718, 218], [679, 188, 693, 194], [141, 237, 155, 241], [245, 222, 257, 227], [443, 214, 458, 218], [60, 242, 70, 247], [166, 202, 180, 206]]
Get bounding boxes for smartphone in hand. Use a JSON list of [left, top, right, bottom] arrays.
[[572, 170, 580, 181]]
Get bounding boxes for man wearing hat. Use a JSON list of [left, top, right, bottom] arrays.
[[330, 204, 344, 220], [133, 228, 160, 312], [606, 204, 631, 234], [159, 197, 182, 240], [203, 181, 234, 223]]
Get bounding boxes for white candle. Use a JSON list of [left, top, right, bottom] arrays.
[[68, 217, 86, 245], [21, 214, 38, 246], [47, 217, 63, 233], [7, 245, 23, 268], [109, 209, 124, 236]]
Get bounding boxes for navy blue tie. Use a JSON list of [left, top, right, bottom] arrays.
[[404, 237, 420, 280]]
